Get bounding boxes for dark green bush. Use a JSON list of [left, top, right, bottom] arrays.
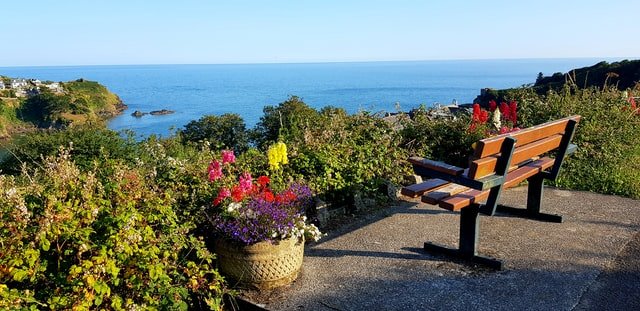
[[0, 126, 137, 174], [400, 110, 485, 168], [180, 113, 249, 153], [252, 96, 320, 148]]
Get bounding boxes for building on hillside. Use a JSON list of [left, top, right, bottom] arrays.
[[10, 79, 28, 89], [45, 82, 64, 93], [0, 81, 5, 89], [30, 79, 42, 86]]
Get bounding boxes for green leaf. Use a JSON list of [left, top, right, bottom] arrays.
[[40, 237, 50, 251], [12, 269, 28, 282]]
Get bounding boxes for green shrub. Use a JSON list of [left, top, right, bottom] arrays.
[[0, 149, 226, 310], [180, 113, 249, 153], [0, 126, 137, 174], [400, 109, 485, 168], [286, 110, 410, 206], [252, 96, 320, 148], [510, 85, 640, 198]]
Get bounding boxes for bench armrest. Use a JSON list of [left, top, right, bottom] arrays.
[[408, 157, 465, 176], [409, 156, 500, 190]]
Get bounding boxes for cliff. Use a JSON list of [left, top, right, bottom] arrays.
[[474, 59, 640, 105], [0, 78, 127, 138]]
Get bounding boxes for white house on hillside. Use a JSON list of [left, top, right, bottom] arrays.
[[11, 79, 28, 89], [0, 81, 5, 90]]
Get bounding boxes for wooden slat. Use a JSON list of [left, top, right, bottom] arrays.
[[401, 179, 450, 198], [439, 157, 556, 211], [421, 183, 469, 205], [472, 115, 581, 158], [408, 157, 465, 176], [468, 134, 563, 179]]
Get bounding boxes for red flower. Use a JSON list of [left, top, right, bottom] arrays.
[[472, 103, 482, 122], [257, 176, 270, 187], [499, 102, 510, 122], [262, 190, 275, 202], [509, 101, 518, 124], [489, 100, 497, 112], [479, 110, 489, 123], [231, 185, 245, 202]]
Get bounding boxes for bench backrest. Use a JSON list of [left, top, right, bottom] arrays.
[[467, 115, 581, 180]]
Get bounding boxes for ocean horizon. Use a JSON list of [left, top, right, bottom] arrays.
[[0, 58, 627, 137]]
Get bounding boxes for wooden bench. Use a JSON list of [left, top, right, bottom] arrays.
[[402, 115, 581, 269]]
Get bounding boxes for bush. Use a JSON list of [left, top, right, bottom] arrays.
[[286, 110, 410, 206], [0, 149, 226, 310], [180, 113, 249, 153], [0, 126, 137, 174], [400, 109, 485, 168], [510, 85, 640, 198], [252, 96, 320, 148]]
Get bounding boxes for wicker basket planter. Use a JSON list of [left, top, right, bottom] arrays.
[[214, 235, 304, 289]]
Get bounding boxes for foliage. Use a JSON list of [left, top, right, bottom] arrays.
[[286, 109, 411, 205], [510, 84, 640, 198], [180, 113, 250, 153], [0, 149, 226, 310], [252, 96, 320, 148], [63, 79, 124, 114], [205, 149, 322, 245], [0, 126, 137, 174], [400, 109, 485, 168]]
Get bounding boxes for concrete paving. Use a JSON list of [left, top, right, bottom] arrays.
[[240, 187, 640, 311]]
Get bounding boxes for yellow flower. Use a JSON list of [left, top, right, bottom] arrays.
[[267, 142, 288, 170]]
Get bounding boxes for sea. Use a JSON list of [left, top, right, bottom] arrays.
[[0, 58, 622, 138]]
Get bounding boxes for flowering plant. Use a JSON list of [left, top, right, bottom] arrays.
[[206, 148, 323, 245], [469, 100, 520, 135]]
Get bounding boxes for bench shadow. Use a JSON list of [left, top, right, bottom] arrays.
[[306, 246, 447, 262], [313, 200, 452, 245]]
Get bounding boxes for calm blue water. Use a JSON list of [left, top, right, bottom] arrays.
[[0, 59, 618, 137]]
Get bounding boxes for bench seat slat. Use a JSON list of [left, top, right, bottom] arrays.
[[469, 134, 563, 179], [439, 157, 556, 211], [473, 115, 580, 158], [421, 183, 470, 205], [400, 179, 450, 198]]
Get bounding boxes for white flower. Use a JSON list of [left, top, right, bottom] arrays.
[[492, 108, 502, 130], [227, 202, 242, 213]]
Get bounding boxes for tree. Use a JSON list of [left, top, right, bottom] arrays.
[[180, 113, 249, 152], [252, 96, 320, 148]]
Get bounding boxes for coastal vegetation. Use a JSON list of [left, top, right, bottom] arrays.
[[1, 61, 639, 309], [0, 78, 125, 138]]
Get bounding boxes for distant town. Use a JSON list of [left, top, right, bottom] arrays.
[[0, 77, 64, 98]]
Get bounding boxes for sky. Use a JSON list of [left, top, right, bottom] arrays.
[[1, 0, 639, 66]]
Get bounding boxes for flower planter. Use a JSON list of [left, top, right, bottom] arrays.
[[214, 235, 304, 289]]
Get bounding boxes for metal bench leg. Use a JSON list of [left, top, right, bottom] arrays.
[[496, 174, 563, 223], [424, 204, 503, 270]]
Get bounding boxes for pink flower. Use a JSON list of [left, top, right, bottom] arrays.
[[499, 126, 510, 134], [213, 187, 231, 206], [208, 160, 223, 181], [221, 150, 236, 164], [239, 172, 253, 192]]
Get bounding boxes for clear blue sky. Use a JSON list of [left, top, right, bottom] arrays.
[[2, 0, 638, 66]]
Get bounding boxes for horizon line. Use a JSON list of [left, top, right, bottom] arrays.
[[1, 56, 637, 69]]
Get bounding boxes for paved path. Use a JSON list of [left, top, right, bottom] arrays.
[[241, 187, 640, 311]]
